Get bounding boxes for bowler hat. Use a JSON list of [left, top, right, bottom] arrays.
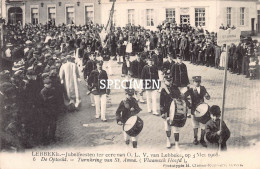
[[209, 105, 221, 116]]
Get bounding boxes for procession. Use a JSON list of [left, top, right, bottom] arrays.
[[0, 0, 260, 154]]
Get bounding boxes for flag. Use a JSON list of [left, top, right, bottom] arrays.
[[99, 0, 115, 47]]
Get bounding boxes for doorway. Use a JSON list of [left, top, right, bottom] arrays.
[[8, 7, 23, 25]]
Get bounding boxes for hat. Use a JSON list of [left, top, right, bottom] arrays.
[[209, 105, 221, 116], [125, 88, 135, 96], [43, 78, 52, 84], [26, 69, 36, 76], [176, 54, 181, 59], [192, 76, 201, 82]]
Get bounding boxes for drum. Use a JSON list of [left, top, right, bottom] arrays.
[[123, 116, 144, 137], [169, 99, 187, 127], [194, 103, 211, 124]]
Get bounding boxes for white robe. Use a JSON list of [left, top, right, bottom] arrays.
[[59, 61, 80, 106]]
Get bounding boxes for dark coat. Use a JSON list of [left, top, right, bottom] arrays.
[[206, 119, 230, 144], [170, 63, 189, 87], [131, 59, 146, 78], [185, 85, 210, 113], [141, 65, 160, 90], [116, 97, 142, 124], [87, 69, 108, 95]]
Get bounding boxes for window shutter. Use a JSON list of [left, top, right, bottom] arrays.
[[231, 7, 236, 27], [245, 7, 249, 26]]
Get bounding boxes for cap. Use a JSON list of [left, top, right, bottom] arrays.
[[192, 76, 201, 82], [209, 105, 221, 116], [125, 88, 135, 96]]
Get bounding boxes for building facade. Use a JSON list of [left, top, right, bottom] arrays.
[[2, 0, 102, 26], [0, 0, 258, 34], [101, 0, 257, 34]]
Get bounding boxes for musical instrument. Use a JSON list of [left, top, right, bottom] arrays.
[[123, 116, 143, 137], [169, 99, 187, 127], [194, 103, 211, 124]]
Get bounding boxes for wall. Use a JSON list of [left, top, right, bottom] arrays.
[[101, 0, 256, 32], [17, 0, 101, 25]]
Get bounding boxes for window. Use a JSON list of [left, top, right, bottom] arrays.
[[195, 8, 205, 27], [166, 8, 175, 22], [146, 9, 154, 26], [66, 6, 75, 24], [128, 9, 135, 25], [240, 7, 245, 26], [85, 5, 94, 24], [48, 7, 56, 23], [31, 8, 39, 25], [227, 7, 231, 26]]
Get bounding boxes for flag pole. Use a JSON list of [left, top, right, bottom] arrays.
[[219, 44, 229, 152]]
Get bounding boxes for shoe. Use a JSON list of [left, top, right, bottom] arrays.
[[148, 110, 152, 114], [200, 140, 207, 147], [95, 115, 100, 119], [102, 119, 107, 122], [187, 115, 191, 118], [193, 138, 199, 145], [125, 140, 130, 145]]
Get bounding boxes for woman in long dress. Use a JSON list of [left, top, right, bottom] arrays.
[[219, 44, 227, 69]]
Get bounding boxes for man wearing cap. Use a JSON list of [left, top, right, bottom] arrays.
[[160, 73, 188, 149], [205, 105, 230, 151], [40, 78, 59, 144], [59, 55, 81, 110], [185, 76, 210, 147], [116, 88, 142, 148], [131, 53, 146, 103], [141, 56, 160, 115], [88, 60, 110, 122]]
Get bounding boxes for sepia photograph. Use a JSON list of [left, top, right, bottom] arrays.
[[0, 0, 259, 168]]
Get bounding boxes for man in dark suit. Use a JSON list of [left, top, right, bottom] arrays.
[[205, 41, 215, 67], [170, 55, 189, 87], [141, 57, 160, 115], [87, 61, 110, 122], [179, 33, 188, 61], [185, 76, 210, 147]]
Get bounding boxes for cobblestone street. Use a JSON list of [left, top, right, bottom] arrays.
[[37, 60, 260, 151]]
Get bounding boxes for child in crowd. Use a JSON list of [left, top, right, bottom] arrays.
[[116, 88, 142, 148], [205, 105, 230, 151]]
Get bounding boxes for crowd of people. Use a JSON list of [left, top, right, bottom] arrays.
[[0, 20, 258, 151]]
